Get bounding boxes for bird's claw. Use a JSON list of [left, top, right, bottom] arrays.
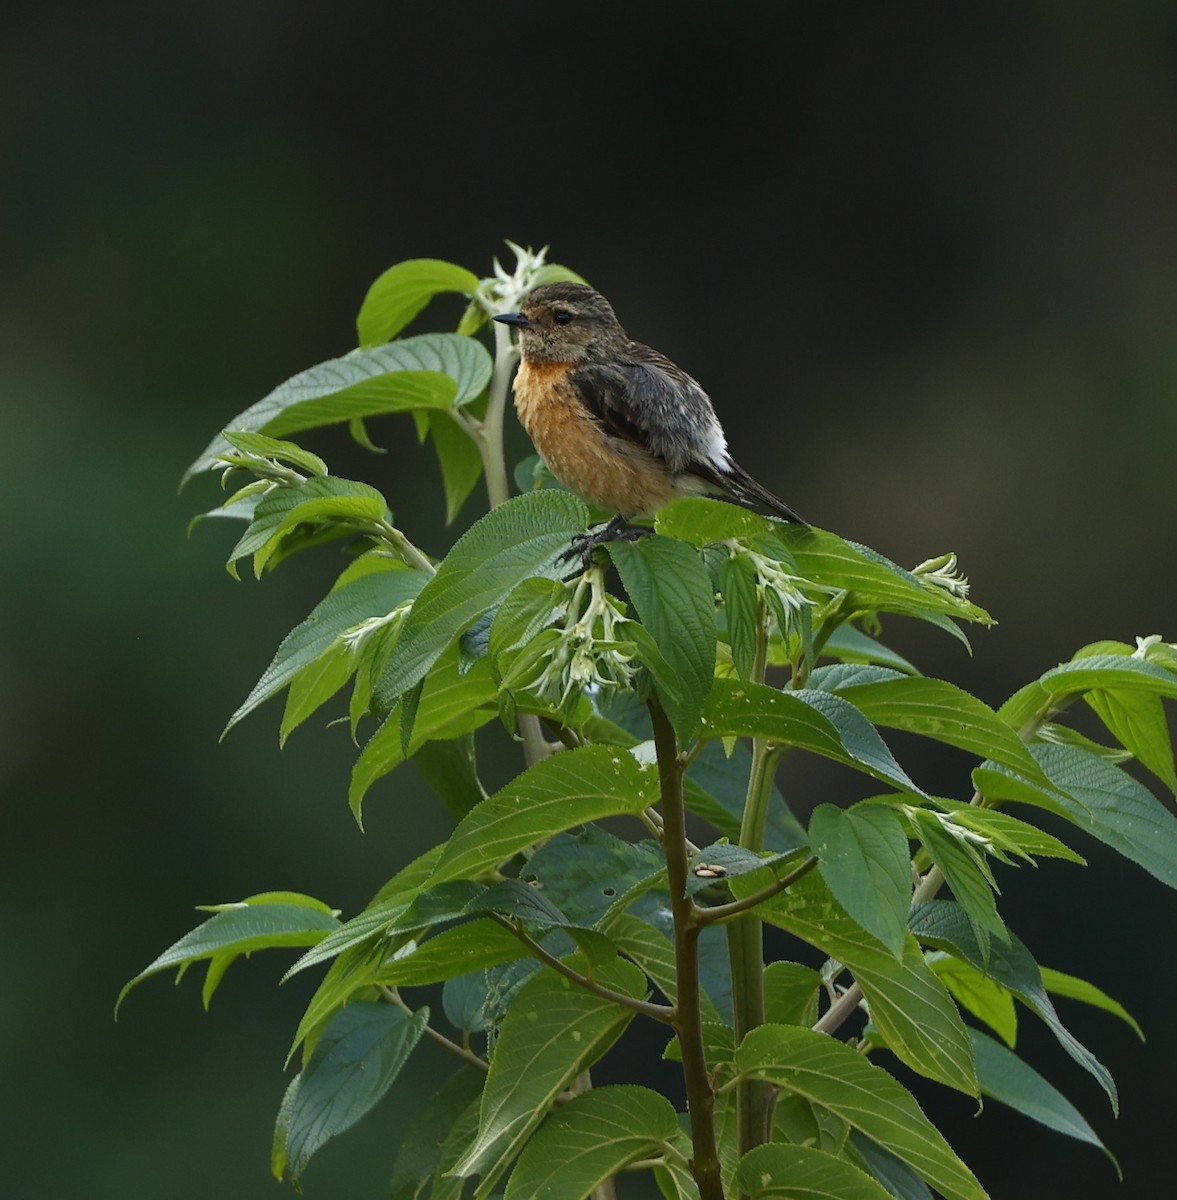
[[560, 517, 651, 572]]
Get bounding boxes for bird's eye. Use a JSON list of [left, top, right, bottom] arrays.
[[553, 310, 574, 325]]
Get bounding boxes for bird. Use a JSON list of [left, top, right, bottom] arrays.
[[493, 282, 805, 559]]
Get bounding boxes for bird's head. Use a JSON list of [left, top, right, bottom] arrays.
[[494, 282, 626, 364]]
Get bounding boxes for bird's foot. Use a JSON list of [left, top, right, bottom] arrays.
[[561, 515, 651, 571]]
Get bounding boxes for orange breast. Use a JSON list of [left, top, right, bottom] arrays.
[[513, 360, 675, 516]]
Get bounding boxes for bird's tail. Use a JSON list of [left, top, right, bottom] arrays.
[[719, 459, 807, 525]]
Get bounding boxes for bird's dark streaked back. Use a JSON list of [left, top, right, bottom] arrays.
[[494, 283, 805, 524]]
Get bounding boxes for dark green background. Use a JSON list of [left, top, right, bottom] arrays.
[[5, 3, 1175, 1196]]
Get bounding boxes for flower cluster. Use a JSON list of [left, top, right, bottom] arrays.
[[475, 241, 553, 318], [727, 539, 816, 639], [911, 552, 970, 600], [339, 601, 414, 656], [528, 566, 636, 716]]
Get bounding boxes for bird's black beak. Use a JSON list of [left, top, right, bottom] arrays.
[[493, 311, 532, 328]]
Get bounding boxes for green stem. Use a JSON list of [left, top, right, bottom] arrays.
[[649, 698, 724, 1200], [489, 914, 674, 1022], [480, 317, 518, 510], [728, 608, 776, 1173]]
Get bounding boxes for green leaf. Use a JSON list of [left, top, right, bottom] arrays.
[[1037, 652, 1177, 704], [428, 745, 656, 885], [426, 407, 485, 524], [685, 842, 802, 897], [928, 952, 1018, 1048], [504, 1085, 678, 1200], [219, 429, 329, 476], [350, 649, 498, 823], [909, 900, 1117, 1113], [845, 1132, 934, 1200], [685, 739, 808, 854], [185, 333, 492, 481], [603, 912, 722, 1022], [931, 801, 1085, 865], [736, 872, 977, 1095], [735, 1024, 988, 1200], [607, 535, 718, 739], [969, 1028, 1119, 1174], [763, 961, 823, 1027], [225, 566, 427, 734], [273, 1001, 427, 1183], [704, 679, 926, 798], [738, 1143, 894, 1199], [655, 496, 779, 547], [389, 1067, 486, 1200], [375, 919, 527, 987], [449, 959, 646, 1197], [117, 902, 340, 1014], [1039, 967, 1144, 1041], [905, 808, 1007, 949], [1085, 687, 1177, 792], [810, 803, 913, 958], [373, 490, 589, 709], [356, 258, 480, 346], [718, 551, 762, 681], [826, 672, 1047, 783], [280, 640, 356, 742], [987, 744, 1177, 890], [779, 527, 993, 627]]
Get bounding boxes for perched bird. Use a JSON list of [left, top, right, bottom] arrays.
[[494, 283, 805, 554]]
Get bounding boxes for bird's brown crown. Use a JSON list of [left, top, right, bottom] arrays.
[[514, 282, 628, 364]]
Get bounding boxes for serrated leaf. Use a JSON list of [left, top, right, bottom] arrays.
[[1038, 653, 1177, 703], [449, 959, 646, 1197], [655, 496, 779, 547], [827, 672, 1047, 783], [968, 1028, 1119, 1174], [810, 803, 912, 958], [185, 333, 492, 481], [356, 258, 480, 346], [225, 567, 427, 734], [845, 1131, 934, 1200], [909, 900, 1117, 1113], [777, 526, 993, 627], [735, 873, 977, 1095], [280, 640, 356, 742], [738, 1142, 893, 1199], [735, 1025, 988, 1200], [117, 903, 340, 1014], [602, 912, 722, 1022], [274, 1001, 427, 1183], [703, 679, 926, 798], [685, 842, 803, 897], [1039, 967, 1144, 1041], [504, 1085, 678, 1200], [373, 490, 589, 710], [428, 746, 656, 885], [607, 535, 718, 740], [984, 743, 1177, 890]]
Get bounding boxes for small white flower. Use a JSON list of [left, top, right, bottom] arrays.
[[727, 539, 818, 639], [912, 552, 970, 600], [480, 242, 552, 316], [1133, 634, 1162, 659]]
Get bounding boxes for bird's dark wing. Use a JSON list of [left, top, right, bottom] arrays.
[[569, 342, 807, 525], [568, 342, 722, 474]]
